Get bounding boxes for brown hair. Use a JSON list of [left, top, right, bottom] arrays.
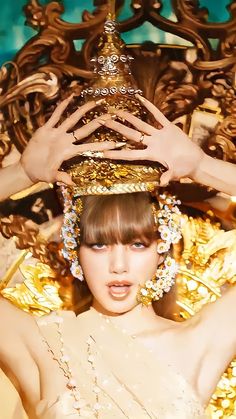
[[73, 192, 179, 320], [80, 192, 159, 245]]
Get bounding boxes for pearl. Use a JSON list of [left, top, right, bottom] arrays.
[[67, 378, 77, 389], [61, 354, 70, 363], [94, 402, 101, 410], [55, 317, 63, 324], [73, 401, 81, 410]]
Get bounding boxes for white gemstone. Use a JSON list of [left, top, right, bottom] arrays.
[[94, 403, 102, 410], [73, 401, 81, 409], [61, 355, 70, 363], [67, 378, 77, 388], [55, 317, 63, 324]]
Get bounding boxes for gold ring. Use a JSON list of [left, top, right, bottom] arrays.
[[139, 132, 145, 143], [72, 131, 79, 141]]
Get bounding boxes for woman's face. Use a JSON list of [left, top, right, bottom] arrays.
[[79, 240, 160, 315]]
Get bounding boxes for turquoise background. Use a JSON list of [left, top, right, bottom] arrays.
[[0, 0, 233, 65]]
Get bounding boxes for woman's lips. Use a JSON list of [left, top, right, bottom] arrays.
[[107, 281, 132, 298]]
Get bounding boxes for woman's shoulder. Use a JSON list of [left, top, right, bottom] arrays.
[[0, 297, 37, 347], [0, 296, 37, 330], [0, 297, 41, 378]]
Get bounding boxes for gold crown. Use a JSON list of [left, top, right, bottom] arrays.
[[64, 0, 163, 196]]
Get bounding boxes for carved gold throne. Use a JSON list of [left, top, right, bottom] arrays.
[[0, 1, 236, 417]]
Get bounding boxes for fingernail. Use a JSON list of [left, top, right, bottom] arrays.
[[135, 93, 145, 103], [95, 98, 106, 105], [111, 114, 117, 120], [67, 93, 74, 100], [115, 142, 126, 148], [98, 118, 106, 125]]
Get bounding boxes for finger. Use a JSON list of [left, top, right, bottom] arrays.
[[103, 149, 147, 161], [59, 99, 104, 132], [55, 171, 75, 186], [135, 94, 170, 127], [103, 120, 147, 143], [72, 114, 114, 142], [115, 110, 155, 135], [46, 94, 74, 128], [160, 169, 173, 186], [63, 141, 122, 160]]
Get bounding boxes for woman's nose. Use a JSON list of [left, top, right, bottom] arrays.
[[109, 244, 128, 274]]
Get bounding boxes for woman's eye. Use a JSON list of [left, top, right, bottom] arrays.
[[132, 242, 146, 249], [91, 243, 106, 250]]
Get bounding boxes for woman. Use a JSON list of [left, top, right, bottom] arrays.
[[0, 190, 235, 419], [0, 98, 235, 419]]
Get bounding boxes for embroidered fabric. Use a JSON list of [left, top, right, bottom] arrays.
[[36, 310, 209, 419]]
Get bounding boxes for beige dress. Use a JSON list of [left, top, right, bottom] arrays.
[[36, 309, 208, 419]]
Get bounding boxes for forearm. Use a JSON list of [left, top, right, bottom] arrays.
[[192, 154, 236, 196], [0, 161, 33, 202]]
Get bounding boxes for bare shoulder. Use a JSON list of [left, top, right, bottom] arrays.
[[0, 297, 38, 356], [0, 296, 37, 330]]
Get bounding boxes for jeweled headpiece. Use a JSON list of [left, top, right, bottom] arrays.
[[61, 1, 182, 298], [63, 1, 164, 196]]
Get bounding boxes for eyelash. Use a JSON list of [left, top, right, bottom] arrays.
[[88, 242, 148, 250], [131, 242, 147, 249], [90, 243, 106, 250]]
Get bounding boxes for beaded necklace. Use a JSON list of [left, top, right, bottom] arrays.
[[41, 311, 156, 418], [42, 313, 100, 417]]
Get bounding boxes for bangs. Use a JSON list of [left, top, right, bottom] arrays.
[[80, 192, 158, 245]]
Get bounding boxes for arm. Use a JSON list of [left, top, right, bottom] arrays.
[[0, 162, 33, 202], [193, 154, 236, 196], [0, 297, 41, 410], [0, 96, 115, 202], [102, 94, 236, 195], [188, 285, 236, 406], [0, 297, 67, 416]]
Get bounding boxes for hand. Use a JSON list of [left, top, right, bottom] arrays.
[[20, 95, 115, 186], [102, 94, 205, 186]]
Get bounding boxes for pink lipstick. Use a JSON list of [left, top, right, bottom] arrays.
[[107, 281, 132, 299]]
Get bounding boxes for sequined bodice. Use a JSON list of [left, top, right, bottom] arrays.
[[36, 310, 208, 419]]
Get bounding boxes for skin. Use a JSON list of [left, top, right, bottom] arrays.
[[79, 239, 236, 409], [0, 96, 117, 202], [101, 94, 236, 196], [2, 93, 236, 202], [79, 240, 160, 315], [0, 96, 236, 415], [0, 236, 236, 416], [2, 93, 236, 201]]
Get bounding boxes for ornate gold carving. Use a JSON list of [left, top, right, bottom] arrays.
[[0, 0, 235, 162], [1, 263, 63, 316], [0, 3, 236, 415], [68, 158, 162, 195], [0, 215, 71, 280]]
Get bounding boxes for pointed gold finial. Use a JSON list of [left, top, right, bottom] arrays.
[[108, 0, 116, 20], [63, 0, 163, 197], [81, 0, 142, 102]]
